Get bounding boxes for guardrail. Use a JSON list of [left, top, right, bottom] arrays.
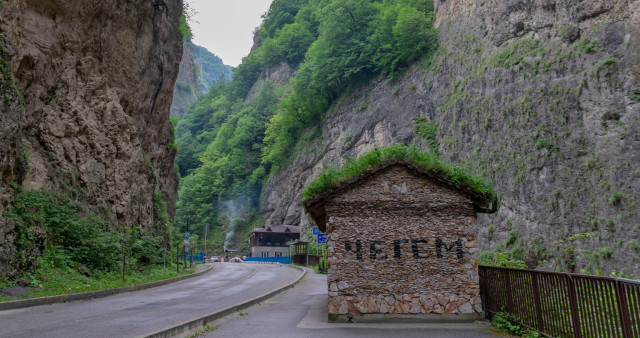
[[479, 266, 640, 337], [243, 257, 292, 264]]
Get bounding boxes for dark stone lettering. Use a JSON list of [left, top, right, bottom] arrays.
[[369, 241, 387, 259], [393, 239, 409, 259], [435, 238, 464, 259], [344, 238, 465, 260], [411, 239, 428, 259], [345, 240, 362, 260]]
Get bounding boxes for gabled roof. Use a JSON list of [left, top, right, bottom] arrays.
[[303, 159, 498, 232], [251, 225, 300, 234]]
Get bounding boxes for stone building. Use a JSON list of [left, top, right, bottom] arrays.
[[303, 160, 497, 321]]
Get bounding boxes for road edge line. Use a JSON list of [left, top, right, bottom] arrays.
[[141, 264, 307, 338], [0, 265, 214, 311]]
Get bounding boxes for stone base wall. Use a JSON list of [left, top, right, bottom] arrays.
[[328, 313, 484, 323], [328, 290, 482, 316]]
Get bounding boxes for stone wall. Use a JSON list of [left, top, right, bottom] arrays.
[[325, 165, 482, 318]]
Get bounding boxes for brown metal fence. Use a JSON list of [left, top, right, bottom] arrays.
[[479, 266, 640, 338]]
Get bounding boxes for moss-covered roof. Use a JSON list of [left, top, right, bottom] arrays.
[[302, 145, 499, 231]]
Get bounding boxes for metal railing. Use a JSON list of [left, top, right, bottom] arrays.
[[479, 266, 640, 338], [243, 256, 292, 264]]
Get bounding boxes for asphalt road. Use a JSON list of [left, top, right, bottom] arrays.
[[0, 263, 301, 338], [200, 268, 504, 338]]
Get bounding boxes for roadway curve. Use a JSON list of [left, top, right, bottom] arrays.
[[0, 263, 301, 338]]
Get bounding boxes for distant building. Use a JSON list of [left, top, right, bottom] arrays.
[[304, 160, 497, 321], [248, 225, 300, 258]]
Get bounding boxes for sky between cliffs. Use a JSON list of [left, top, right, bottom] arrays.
[[188, 0, 274, 67]]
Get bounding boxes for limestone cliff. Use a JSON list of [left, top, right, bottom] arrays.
[[261, 0, 640, 276], [170, 42, 232, 116], [170, 42, 200, 116], [0, 0, 182, 275]]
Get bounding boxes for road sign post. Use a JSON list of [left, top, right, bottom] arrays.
[[312, 227, 319, 257], [317, 233, 327, 271]]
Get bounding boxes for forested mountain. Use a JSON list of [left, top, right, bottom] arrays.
[[175, 0, 640, 278], [174, 0, 437, 253], [170, 42, 233, 116], [193, 45, 233, 95]]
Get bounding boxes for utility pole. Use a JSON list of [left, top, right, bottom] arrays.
[[122, 250, 125, 282], [204, 223, 209, 262], [184, 232, 190, 269]]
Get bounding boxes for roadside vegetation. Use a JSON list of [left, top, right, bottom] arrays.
[[174, 0, 439, 254], [0, 187, 198, 301], [491, 312, 541, 338], [0, 263, 196, 302], [0, 2, 204, 299]]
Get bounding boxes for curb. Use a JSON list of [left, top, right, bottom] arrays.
[[142, 264, 307, 338], [0, 265, 213, 311]]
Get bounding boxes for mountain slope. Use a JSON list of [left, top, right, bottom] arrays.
[[173, 0, 640, 277], [261, 0, 640, 277]]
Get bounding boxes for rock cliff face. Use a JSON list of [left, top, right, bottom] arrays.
[[261, 0, 640, 276], [170, 42, 200, 116], [0, 0, 182, 275], [170, 43, 232, 116]]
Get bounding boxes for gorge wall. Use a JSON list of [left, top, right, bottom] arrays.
[[260, 0, 640, 276], [0, 0, 183, 275], [170, 42, 232, 116], [171, 41, 200, 117]]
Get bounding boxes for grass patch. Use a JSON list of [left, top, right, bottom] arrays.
[[413, 118, 440, 155], [0, 262, 196, 301], [302, 144, 496, 204], [608, 192, 624, 205]]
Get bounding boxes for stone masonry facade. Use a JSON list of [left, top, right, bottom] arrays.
[[324, 165, 482, 317]]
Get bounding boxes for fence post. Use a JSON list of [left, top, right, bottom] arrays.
[[615, 280, 632, 338], [505, 270, 513, 313], [531, 272, 544, 332], [479, 267, 489, 318], [566, 276, 582, 338]]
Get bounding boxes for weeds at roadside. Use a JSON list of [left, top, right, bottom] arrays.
[[492, 312, 541, 337], [186, 324, 217, 338]]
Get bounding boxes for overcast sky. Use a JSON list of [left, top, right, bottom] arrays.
[[187, 0, 274, 67]]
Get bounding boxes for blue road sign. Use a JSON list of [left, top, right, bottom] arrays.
[[317, 234, 327, 244], [312, 227, 319, 236]]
